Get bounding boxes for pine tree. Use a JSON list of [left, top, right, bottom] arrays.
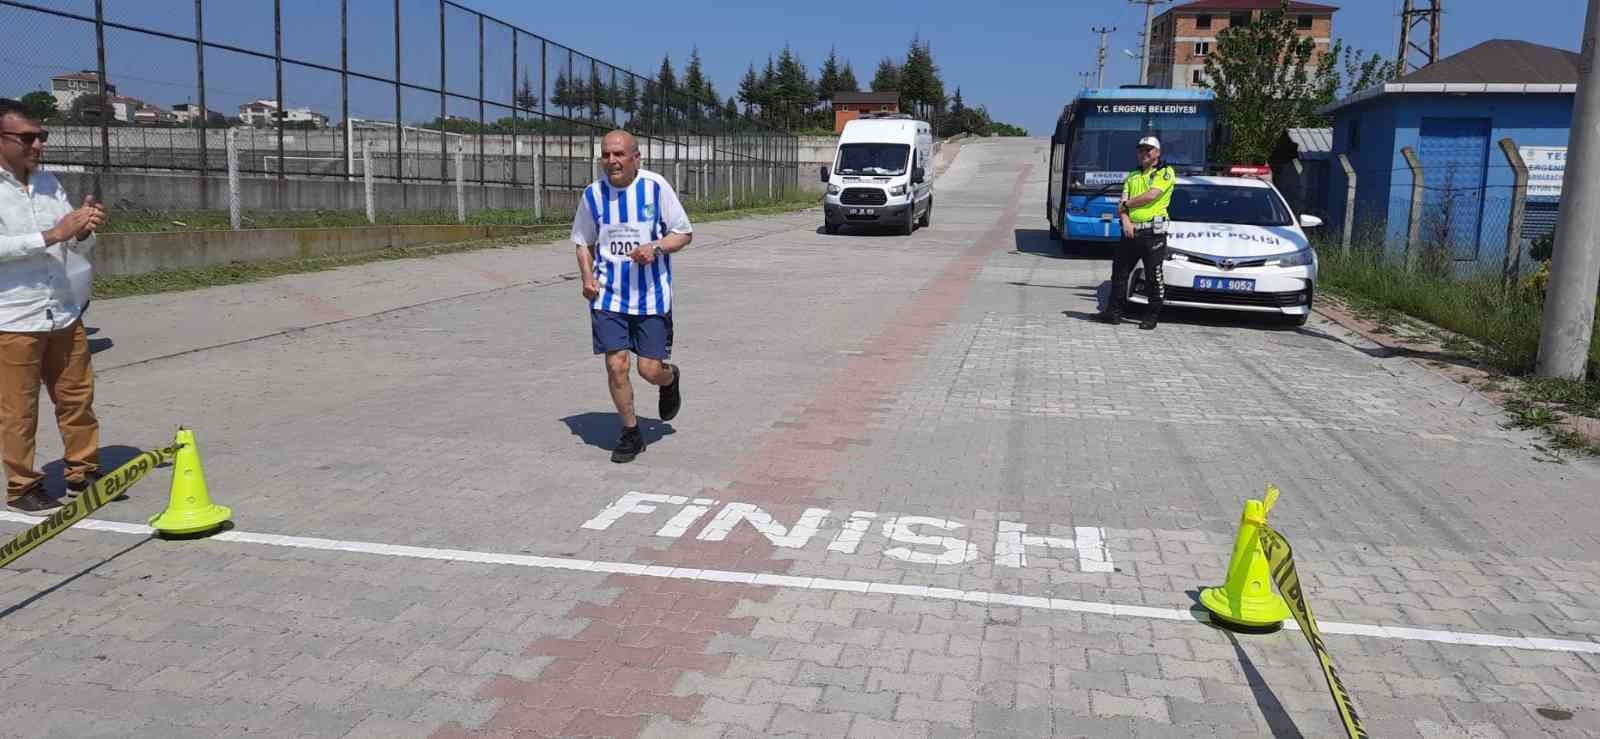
[[724, 96, 739, 121], [552, 71, 571, 111], [775, 46, 813, 130], [515, 68, 539, 110], [622, 74, 639, 114], [683, 47, 708, 105], [871, 58, 901, 92], [817, 47, 842, 106], [737, 64, 761, 116], [757, 57, 778, 123], [838, 63, 860, 94]]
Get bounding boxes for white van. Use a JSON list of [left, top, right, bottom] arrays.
[[820, 115, 934, 235]]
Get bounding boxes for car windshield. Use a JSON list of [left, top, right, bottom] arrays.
[[836, 143, 910, 176], [1169, 184, 1293, 227]]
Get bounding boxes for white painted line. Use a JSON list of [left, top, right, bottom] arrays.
[[3, 511, 1596, 656]]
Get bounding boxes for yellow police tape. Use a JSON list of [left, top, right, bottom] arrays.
[[1259, 523, 1368, 739], [0, 444, 178, 569]]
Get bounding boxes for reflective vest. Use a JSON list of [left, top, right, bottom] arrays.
[[1123, 164, 1175, 224]]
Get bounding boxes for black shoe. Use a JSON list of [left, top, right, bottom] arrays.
[[659, 364, 682, 422], [65, 471, 103, 497], [1093, 309, 1123, 324], [611, 426, 645, 463], [8, 489, 62, 515], [1139, 309, 1160, 330]]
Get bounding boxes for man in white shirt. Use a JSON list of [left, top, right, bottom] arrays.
[[0, 98, 106, 513], [571, 130, 692, 463]]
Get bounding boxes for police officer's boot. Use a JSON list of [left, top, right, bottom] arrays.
[[1139, 303, 1160, 330], [1093, 304, 1123, 324]]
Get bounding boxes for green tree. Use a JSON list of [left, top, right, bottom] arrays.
[[20, 91, 58, 121], [871, 58, 901, 92], [1200, 0, 1370, 162], [683, 47, 708, 106], [551, 71, 573, 111], [621, 74, 639, 115], [774, 46, 813, 130], [817, 47, 843, 106], [737, 63, 761, 117], [837, 63, 860, 94], [899, 37, 944, 120], [515, 68, 538, 110], [724, 96, 739, 121]]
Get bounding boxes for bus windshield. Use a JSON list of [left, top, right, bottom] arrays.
[[1068, 110, 1210, 188], [836, 143, 911, 176]]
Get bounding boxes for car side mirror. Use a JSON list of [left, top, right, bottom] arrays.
[[819, 166, 829, 183], [1299, 213, 1324, 229], [912, 167, 925, 184]]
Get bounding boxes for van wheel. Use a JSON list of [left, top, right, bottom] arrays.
[[900, 210, 916, 236], [917, 199, 932, 227]]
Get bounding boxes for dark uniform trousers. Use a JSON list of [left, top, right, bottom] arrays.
[[1110, 225, 1167, 313]]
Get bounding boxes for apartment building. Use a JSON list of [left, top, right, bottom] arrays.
[[1148, 0, 1338, 90]]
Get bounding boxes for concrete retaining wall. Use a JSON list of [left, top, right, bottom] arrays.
[[92, 224, 546, 278]]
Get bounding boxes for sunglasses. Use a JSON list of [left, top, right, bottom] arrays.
[[0, 130, 49, 146]]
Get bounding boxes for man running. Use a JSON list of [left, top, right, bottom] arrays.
[[572, 130, 691, 463]]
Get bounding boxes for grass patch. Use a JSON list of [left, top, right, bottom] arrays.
[[92, 192, 818, 300], [1316, 246, 1600, 379]]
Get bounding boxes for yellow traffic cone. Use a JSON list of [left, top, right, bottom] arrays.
[[149, 428, 232, 536], [1199, 486, 1291, 630]]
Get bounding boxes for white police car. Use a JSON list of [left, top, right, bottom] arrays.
[[1123, 173, 1321, 326]]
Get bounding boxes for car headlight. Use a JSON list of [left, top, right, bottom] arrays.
[[1266, 248, 1315, 268], [890, 184, 907, 197], [1166, 249, 1196, 263], [827, 184, 840, 195]]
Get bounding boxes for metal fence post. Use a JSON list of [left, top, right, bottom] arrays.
[[1498, 138, 1529, 288], [727, 164, 734, 208], [227, 127, 241, 230], [363, 135, 375, 224], [1401, 146, 1424, 269], [455, 139, 466, 224], [1338, 154, 1356, 251], [534, 152, 544, 221]]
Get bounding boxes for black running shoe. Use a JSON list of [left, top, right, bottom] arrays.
[[611, 426, 645, 463], [1093, 309, 1123, 324], [659, 364, 682, 422], [8, 489, 62, 515]]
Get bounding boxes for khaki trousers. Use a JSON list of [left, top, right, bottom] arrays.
[[0, 321, 99, 501]]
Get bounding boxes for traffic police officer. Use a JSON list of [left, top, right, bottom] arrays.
[[1095, 136, 1174, 330]]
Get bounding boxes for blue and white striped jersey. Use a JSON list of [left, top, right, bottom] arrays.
[[570, 169, 692, 316]]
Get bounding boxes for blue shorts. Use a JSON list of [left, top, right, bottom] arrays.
[[591, 310, 673, 360]]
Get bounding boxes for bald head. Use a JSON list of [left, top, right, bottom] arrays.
[[600, 129, 641, 187]]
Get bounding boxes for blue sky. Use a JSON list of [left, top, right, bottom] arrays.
[[1, 0, 1591, 135]]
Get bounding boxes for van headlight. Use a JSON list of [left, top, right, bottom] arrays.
[[890, 184, 907, 197], [827, 184, 840, 195], [1266, 248, 1315, 268]]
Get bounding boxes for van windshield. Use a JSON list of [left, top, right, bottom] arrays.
[[836, 143, 910, 176]]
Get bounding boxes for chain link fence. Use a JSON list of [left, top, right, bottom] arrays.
[[1310, 145, 1563, 286], [1, 0, 801, 225]]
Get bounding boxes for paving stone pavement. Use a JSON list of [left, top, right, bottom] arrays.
[[1, 138, 1598, 737]]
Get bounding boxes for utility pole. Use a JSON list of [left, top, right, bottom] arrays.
[[1093, 26, 1117, 88], [1537, 0, 1600, 380], [1397, 0, 1442, 75], [1131, 0, 1169, 85]]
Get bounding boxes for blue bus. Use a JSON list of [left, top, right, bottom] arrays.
[[1047, 88, 1219, 244]]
